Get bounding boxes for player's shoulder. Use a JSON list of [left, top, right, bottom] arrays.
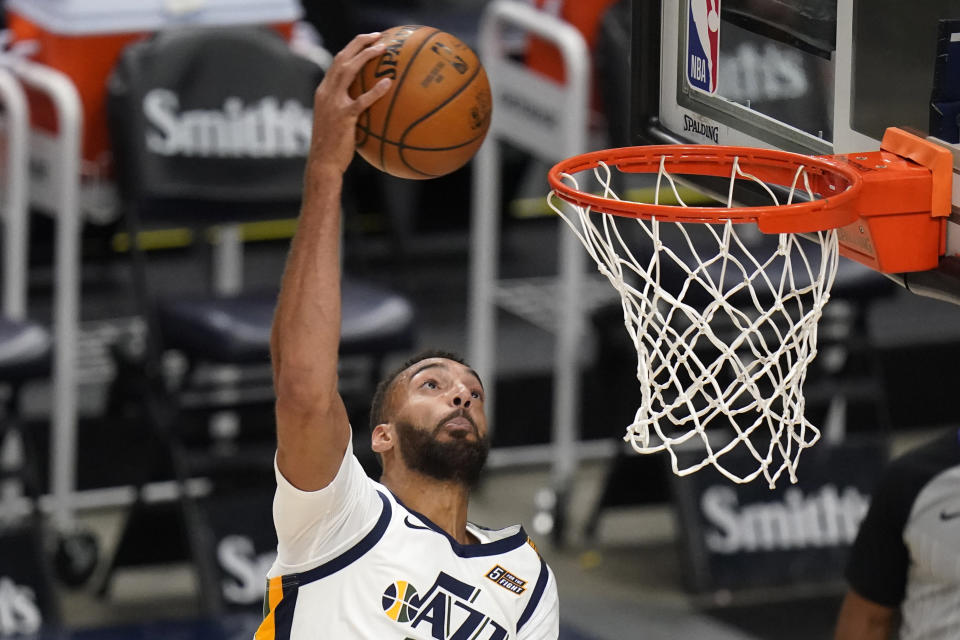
[[468, 520, 526, 542], [884, 429, 960, 482], [470, 523, 552, 585], [873, 429, 960, 508], [472, 524, 546, 561]]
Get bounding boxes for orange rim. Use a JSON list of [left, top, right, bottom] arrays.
[[548, 145, 864, 234]]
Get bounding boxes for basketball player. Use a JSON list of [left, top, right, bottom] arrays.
[[834, 427, 960, 639], [255, 33, 559, 638]]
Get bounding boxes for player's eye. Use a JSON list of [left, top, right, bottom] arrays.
[[471, 391, 482, 400], [423, 380, 438, 389]]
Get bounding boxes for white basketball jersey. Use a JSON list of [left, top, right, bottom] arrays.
[[254, 440, 559, 639]]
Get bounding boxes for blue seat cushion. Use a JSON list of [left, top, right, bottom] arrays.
[[157, 280, 415, 364], [339, 279, 416, 355], [0, 317, 52, 381]]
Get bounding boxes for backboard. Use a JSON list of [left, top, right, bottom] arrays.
[[632, 0, 959, 153], [631, 0, 960, 301]]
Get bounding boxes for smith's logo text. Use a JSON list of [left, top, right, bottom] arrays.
[[0, 576, 41, 635], [218, 535, 277, 606], [143, 89, 312, 158], [701, 484, 869, 553]]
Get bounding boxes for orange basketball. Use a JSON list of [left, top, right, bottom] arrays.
[[349, 25, 492, 180]]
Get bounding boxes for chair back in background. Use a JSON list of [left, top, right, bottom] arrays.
[[106, 26, 322, 222]]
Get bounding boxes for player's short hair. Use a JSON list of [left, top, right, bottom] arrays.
[[368, 348, 475, 431]]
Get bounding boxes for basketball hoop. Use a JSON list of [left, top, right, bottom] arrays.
[[547, 145, 867, 488]]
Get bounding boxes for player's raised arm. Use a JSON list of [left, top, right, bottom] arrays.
[[271, 33, 392, 491]]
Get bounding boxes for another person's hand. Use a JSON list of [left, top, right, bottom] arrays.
[[308, 32, 392, 176]]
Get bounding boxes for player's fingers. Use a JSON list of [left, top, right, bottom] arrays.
[[326, 39, 385, 93], [333, 32, 382, 65], [351, 77, 392, 114], [338, 39, 387, 81]]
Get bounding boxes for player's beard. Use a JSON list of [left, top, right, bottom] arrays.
[[395, 410, 490, 488]]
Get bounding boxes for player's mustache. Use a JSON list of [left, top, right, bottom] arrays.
[[433, 408, 478, 436]]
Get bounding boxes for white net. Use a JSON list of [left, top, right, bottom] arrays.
[[548, 156, 840, 488]]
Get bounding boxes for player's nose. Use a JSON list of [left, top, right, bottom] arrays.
[[451, 382, 471, 408]]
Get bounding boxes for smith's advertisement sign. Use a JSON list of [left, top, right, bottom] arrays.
[[672, 439, 886, 592]]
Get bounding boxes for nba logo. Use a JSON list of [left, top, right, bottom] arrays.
[[687, 0, 721, 92]]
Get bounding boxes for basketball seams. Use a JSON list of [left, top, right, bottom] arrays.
[[376, 27, 442, 170], [397, 66, 488, 176], [397, 64, 484, 145], [351, 126, 489, 153]]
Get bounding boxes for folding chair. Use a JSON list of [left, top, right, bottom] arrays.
[[0, 64, 63, 628]]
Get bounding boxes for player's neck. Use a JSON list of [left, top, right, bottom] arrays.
[[383, 472, 476, 545]]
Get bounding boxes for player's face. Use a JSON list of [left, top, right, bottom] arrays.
[[396, 358, 487, 438], [389, 358, 490, 486]]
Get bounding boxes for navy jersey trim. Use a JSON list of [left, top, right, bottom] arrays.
[[394, 495, 529, 557], [297, 491, 392, 586], [516, 556, 549, 631], [403, 515, 431, 530], [273, 578, 299, 639]]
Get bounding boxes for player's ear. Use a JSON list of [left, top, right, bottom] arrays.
[[371, 423, 395, 454]]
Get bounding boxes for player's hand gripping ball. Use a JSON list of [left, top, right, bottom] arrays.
[[349, 25, 492, 180]]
